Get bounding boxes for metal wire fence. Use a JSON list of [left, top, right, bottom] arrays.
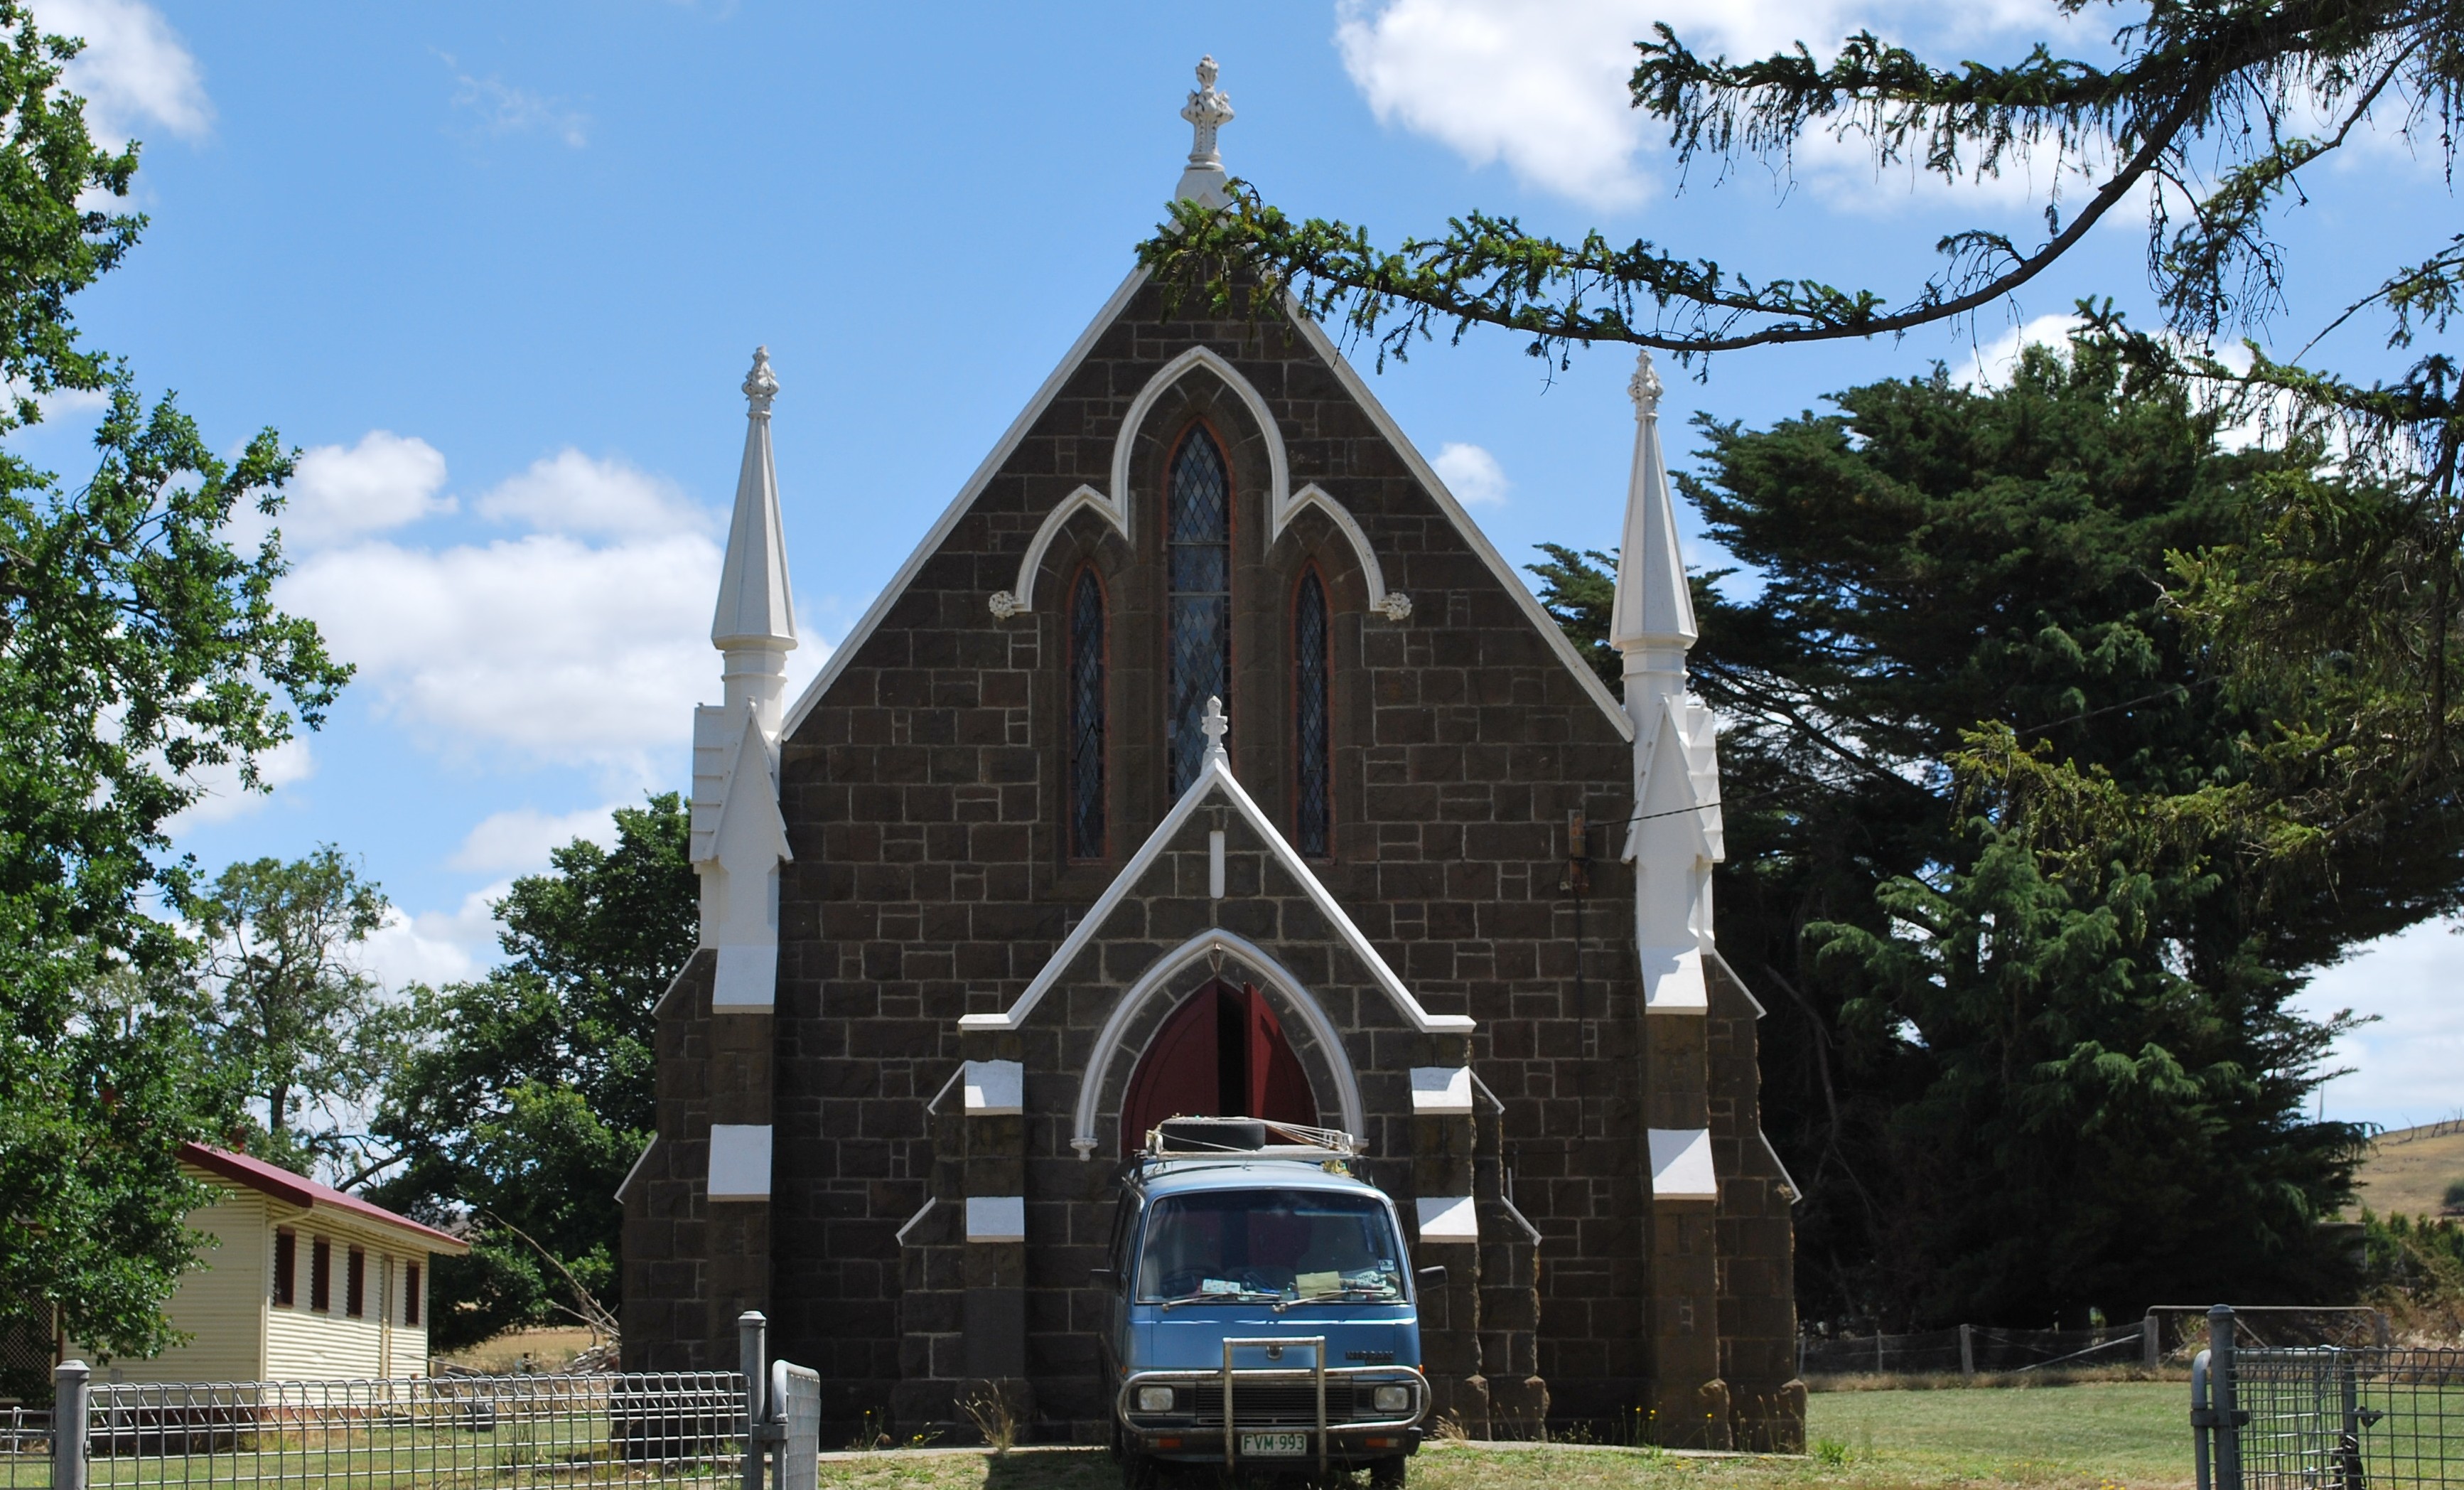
[[1800, 1323, 2147, 1377], [5, 1373, 749, 1490], [2196, 1306, 2464, 1490]]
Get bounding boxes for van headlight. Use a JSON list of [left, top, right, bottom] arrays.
[[1372, 1385, 1411, 1413], [1136, 1386, 1177, 1413]]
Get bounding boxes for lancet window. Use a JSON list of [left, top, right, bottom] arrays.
[[1293, 570, 1331, 856], [1067, 567, 1107, 858], [1167, 427, 1231, 794]]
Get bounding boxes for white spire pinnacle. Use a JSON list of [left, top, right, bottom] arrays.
[[1200, 694, 1229, 765], [712, 345, 797, 733], [1175, 55, 1234, 208], [1609, 348, 1697, 709]]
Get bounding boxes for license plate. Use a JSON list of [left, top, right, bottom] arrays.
[[1240, 1432, 1308, 1457]]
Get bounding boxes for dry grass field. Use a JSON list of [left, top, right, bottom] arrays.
[[429, 1325, 604, 1375], [2354, 1122, 2464, 1218]]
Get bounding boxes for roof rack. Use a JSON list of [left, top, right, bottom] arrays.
[[1139, 1115, 1362, 1161]]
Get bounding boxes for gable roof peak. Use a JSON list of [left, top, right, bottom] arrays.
[[1175, 55, 1234, 208]]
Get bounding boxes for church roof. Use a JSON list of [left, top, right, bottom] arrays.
[[777, 263, 1631, 744], [957, 701, 1475, 1037]]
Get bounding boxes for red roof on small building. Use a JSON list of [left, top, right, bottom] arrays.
[[177, 1142, 470, 1254]]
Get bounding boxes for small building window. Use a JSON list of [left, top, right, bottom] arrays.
[[272, 1229, 296, 1307], [1167, 426, 1232, 794], [404, 1263, 421, 1327], [1293, 570, 1331, 857], [1067, 567, 1107, 858], [310, 1238, 331, 1312], [345, 1247, 366, 1319]]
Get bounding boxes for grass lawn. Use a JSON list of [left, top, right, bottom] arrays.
[[1, 1381, 2198, 1489], [799, 1380, 2196, 1490]]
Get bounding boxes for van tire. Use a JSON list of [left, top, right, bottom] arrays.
[[1367, 1456, 1408, 1487]]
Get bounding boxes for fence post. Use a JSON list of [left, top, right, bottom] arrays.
[[51, 1360, 88, 1490], [739, 1312, 768, 1490], [2210, 1305, 2242, 1490], [2192, 1348, 2212, 1490], [1959, 1324, 1975, 1378], [2144, 1312, 2161, 1371]]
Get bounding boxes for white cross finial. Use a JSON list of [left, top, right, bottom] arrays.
[[1182, 55, 1233, 168], [743, 345, 778, 418], [1201, 695, 1229, 761], [1628, 348, 1662, 420]]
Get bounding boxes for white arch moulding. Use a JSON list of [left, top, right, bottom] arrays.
[[1067, 927, 1368, 1159], [989, 348, 1409, 620]]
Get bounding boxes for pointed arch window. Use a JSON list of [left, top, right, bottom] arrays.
[[1168, 427, 1231, 794], [1293, 570, 1331, 857], [1067, 567, 1107, 859]]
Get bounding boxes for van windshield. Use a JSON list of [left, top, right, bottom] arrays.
[[1134, 1189, 1404, 1305]]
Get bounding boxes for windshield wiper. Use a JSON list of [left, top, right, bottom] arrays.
[[1274, 1287, 1396, 1312], [1158, 1289, 1281, 1310]]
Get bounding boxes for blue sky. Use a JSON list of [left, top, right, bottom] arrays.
[[20, 0, 2455, 1130]]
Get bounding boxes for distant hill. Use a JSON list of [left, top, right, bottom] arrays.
[[2355, 1121, 2464, 1218]]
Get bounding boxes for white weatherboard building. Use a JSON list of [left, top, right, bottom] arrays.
[[75, 1144, 470, 1384]]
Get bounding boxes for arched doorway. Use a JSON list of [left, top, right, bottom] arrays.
[[1119, 977, 1315, 1151]]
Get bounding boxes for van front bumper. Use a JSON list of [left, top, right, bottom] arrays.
[[1116, 1336, 1427, 1469]]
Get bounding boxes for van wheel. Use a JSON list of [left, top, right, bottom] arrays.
[[1367, 1456, 1408, 1488]]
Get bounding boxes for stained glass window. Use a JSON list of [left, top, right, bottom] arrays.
[[1168, 427, 1231, 793], [1293, 571, 1331, 856], [1068, 567, 1106, 858]]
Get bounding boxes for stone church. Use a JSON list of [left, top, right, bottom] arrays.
[[619, 59, 1801, 1449]]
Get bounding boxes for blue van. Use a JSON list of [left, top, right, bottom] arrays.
[[1098, 1117, 1436, 1487]]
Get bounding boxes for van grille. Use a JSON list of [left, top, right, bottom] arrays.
[[1192, 1382, 1360, 1425]]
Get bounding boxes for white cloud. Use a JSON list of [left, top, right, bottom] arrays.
[[161, 736, 316, 834], [32, 0, 211, 144], [1333, 0, 2097, 212], [441, 55, 588, 148], [357, 886, 505, 991], [1956, 313, 2087, 389], [448, 803, 623, 874], [1432, 441, 1510, 505], [474, 448, 707, 538], [2298, 918, 2464, 1131], [273, 444, 829, 780], [281, 527, 721, 778], [276, 431, 453, 550]]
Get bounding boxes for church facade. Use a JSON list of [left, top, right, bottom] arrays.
[[619, 60, 1801, 1449]]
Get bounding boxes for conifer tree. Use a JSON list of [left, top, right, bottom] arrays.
[[1534, 325, 2389, 1320]]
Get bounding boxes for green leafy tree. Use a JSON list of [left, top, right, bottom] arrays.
[[1532, 325, 2386, 1322], [0, 2, 348, 1381], [374, 795, 696, 1351], [198, 849, 405, 1182]]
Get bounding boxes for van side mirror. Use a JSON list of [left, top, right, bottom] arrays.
[[1090, 1266, 1119, 1288], [1415, 1265, 1446, 1289]]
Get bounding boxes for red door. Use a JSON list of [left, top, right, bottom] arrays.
[[1119, 978, 1315, 1152]]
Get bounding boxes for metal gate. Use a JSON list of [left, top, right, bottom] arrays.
[[2194, 1304, 2464, 1490], [26, 1313, 822, 1490]]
